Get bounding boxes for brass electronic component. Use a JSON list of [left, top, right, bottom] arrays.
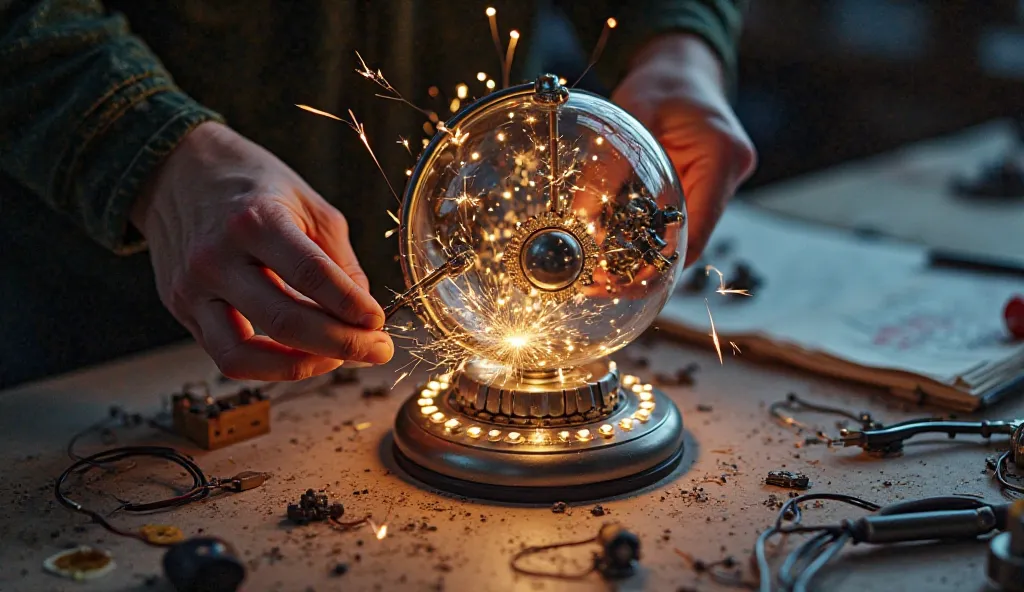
[[172, 387, 270, 450]]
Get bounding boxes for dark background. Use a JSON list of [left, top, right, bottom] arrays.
[[736, 0, 1024, 188], [3, 0, 1023, 388]]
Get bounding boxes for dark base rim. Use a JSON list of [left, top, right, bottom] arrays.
[[391, 440, 685, 503]]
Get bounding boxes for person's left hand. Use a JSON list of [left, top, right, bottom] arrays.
[[612, 33, 757, 267]]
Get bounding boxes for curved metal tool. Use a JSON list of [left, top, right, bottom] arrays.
[[384, 245, 475, 321]]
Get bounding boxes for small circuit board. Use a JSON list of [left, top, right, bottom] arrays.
[[765, 470, 811, 490], [172, 386, 270, 450]]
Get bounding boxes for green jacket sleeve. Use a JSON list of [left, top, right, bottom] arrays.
[[0, 0, 223, 254], [572, 0, 748, 94]]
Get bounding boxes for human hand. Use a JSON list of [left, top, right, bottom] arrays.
[[612, 33, 757, 266], [130, 122, 393, 381]]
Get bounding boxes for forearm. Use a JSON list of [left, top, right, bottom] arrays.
[[0, 0, 222, 254]]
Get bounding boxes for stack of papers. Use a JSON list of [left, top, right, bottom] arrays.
[[658, 203, 1024, 411]]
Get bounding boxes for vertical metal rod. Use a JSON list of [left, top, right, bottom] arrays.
[[549, 110, 561, 214]]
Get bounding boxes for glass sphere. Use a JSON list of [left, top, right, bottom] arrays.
[[400, 76, 686, 372]]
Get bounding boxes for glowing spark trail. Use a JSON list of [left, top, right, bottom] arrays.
[[486, 7, 504, 85], [705, 264, 751, 296], [397, 136, 412, 155], [295, 104, 342, 121], [503, 30, 520, 89], [343, 109, 402, 206], [705, 298, 723, 365], [354, 51, 432, 118], [296, 104, 401, 206], [573, 18, 618, 87]]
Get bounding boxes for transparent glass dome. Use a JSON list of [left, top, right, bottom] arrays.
[[400, 76, 686, 373]]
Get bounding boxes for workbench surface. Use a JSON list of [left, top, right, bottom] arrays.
[[0, 338, 1016, 592], [3, 122, 1022, 592]]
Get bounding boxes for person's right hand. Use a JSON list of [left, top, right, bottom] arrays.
[[130, 122, 393, 381]]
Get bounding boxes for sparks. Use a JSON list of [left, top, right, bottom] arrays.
[[392, 371, 410, 389], [486, 7, 504, 85], [705, 264, 752, 296], [295, 104, 343, 121], [397, 136, 412, 155], [705, 298, 723, 365], [573, 17, 618, 87], [342, 109, 402, 205], [354, 51, 432, 117], [503, 30, 520, 89], [296, 105, 402, 205]]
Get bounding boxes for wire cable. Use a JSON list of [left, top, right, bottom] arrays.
[[55, 446, 227, 547], [510, 535, 598, 580]]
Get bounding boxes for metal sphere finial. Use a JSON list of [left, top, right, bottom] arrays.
[[533, 73, 569, 104]]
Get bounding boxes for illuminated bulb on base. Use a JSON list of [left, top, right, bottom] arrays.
[[428, 381, 442, 391], [421, 388, 437, 398], [467, 426, 483, 438], [487, 429, 502, 442], [576, 429, 593, 442], [642, 384, 653, 392], [619, 418, 635, 431], [444, 418, 460, 430], [417, 398, 434, 406], [558, 431, 571, 442], [622, 375, 639, 387], [634, 409, 652, 422], [420, 405, 439, 415], [599, 424, 615, 438], [430, 411, 446, 423], [505, 431, 524, 444], [639, 401, 656, 411], [638, 392, 653, 402]]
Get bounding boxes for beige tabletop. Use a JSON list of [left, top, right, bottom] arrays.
[[0, 336, 1018, 592], [3, 123, 1023, 592]]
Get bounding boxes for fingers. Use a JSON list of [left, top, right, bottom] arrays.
[[193, 299, 344, 381], [658, 116, 756, 266], [313, 208, 372, 294], [222, 266, 394, 364], [236, 206, 384, 330]]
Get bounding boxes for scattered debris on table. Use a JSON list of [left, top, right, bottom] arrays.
[[765, 470, 811, 490], [287, 489, 345, 525], [655, 362, 701, 386], [361, 385, 390, 399], [551, 501, 567, 514]]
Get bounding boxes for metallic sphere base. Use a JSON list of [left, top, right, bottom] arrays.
[[392, 368, 684, 503]]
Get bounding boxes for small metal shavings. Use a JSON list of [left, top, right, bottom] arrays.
[[361, 386, 390, 399], [43, 547, 115, 581], [591, 504, 607, 517], [551, 501, 567, 514]]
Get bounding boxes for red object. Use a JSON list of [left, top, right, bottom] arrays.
[[1006, 295, 1024, 340]]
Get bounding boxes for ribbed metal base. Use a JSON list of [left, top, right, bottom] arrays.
[[392, 371, 684, 502]]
